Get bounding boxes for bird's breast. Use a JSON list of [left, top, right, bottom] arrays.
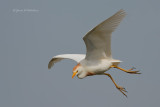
[[81, 59, 112, 74]]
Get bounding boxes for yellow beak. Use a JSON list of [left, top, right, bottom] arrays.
[[72, 71, 77, 78]]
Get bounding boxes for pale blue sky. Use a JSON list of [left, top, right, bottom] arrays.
[[0, 0, 160, 107]]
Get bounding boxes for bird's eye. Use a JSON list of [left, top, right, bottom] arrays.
[[76, 70, 78, 73]]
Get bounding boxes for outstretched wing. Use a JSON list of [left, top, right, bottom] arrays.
[[83, 9, 126, 60], [48, 54, 85, 69]]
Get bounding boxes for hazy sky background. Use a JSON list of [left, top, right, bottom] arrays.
[[1, 0, 160, 107]]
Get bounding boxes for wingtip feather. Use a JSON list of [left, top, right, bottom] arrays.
[[48, 58, 54, 69]]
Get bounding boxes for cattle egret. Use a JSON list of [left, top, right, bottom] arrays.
[[48, 9, 140, 97]]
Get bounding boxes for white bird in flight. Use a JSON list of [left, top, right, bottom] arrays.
[[48, 9, 140, 97]]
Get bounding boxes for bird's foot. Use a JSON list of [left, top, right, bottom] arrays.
[[110, 65, 141, 74], [126, 67, 141, 74], [116, 85, 128, 97]]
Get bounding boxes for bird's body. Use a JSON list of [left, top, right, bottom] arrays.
[[48, 9, 140, 97], [78, 58, 121, 78]]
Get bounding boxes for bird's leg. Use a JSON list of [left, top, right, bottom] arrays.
[[104, 73, 127, 97], [110, 65, 141, 74]]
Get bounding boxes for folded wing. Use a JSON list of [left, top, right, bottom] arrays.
[[48, 54, 85, 69], [83, 9, 126, 60]]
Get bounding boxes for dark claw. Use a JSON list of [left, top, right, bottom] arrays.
[[116, 86, 128, 97], [127, 67, 141, 74], [123, 88, 128, 93], [127, 70, 141, 74]]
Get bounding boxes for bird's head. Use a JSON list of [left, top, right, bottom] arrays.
[[72, 63, 86, 79]]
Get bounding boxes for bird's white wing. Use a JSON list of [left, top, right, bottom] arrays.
[[48, 54, 85, 69], [83, 9, 126, 60]]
